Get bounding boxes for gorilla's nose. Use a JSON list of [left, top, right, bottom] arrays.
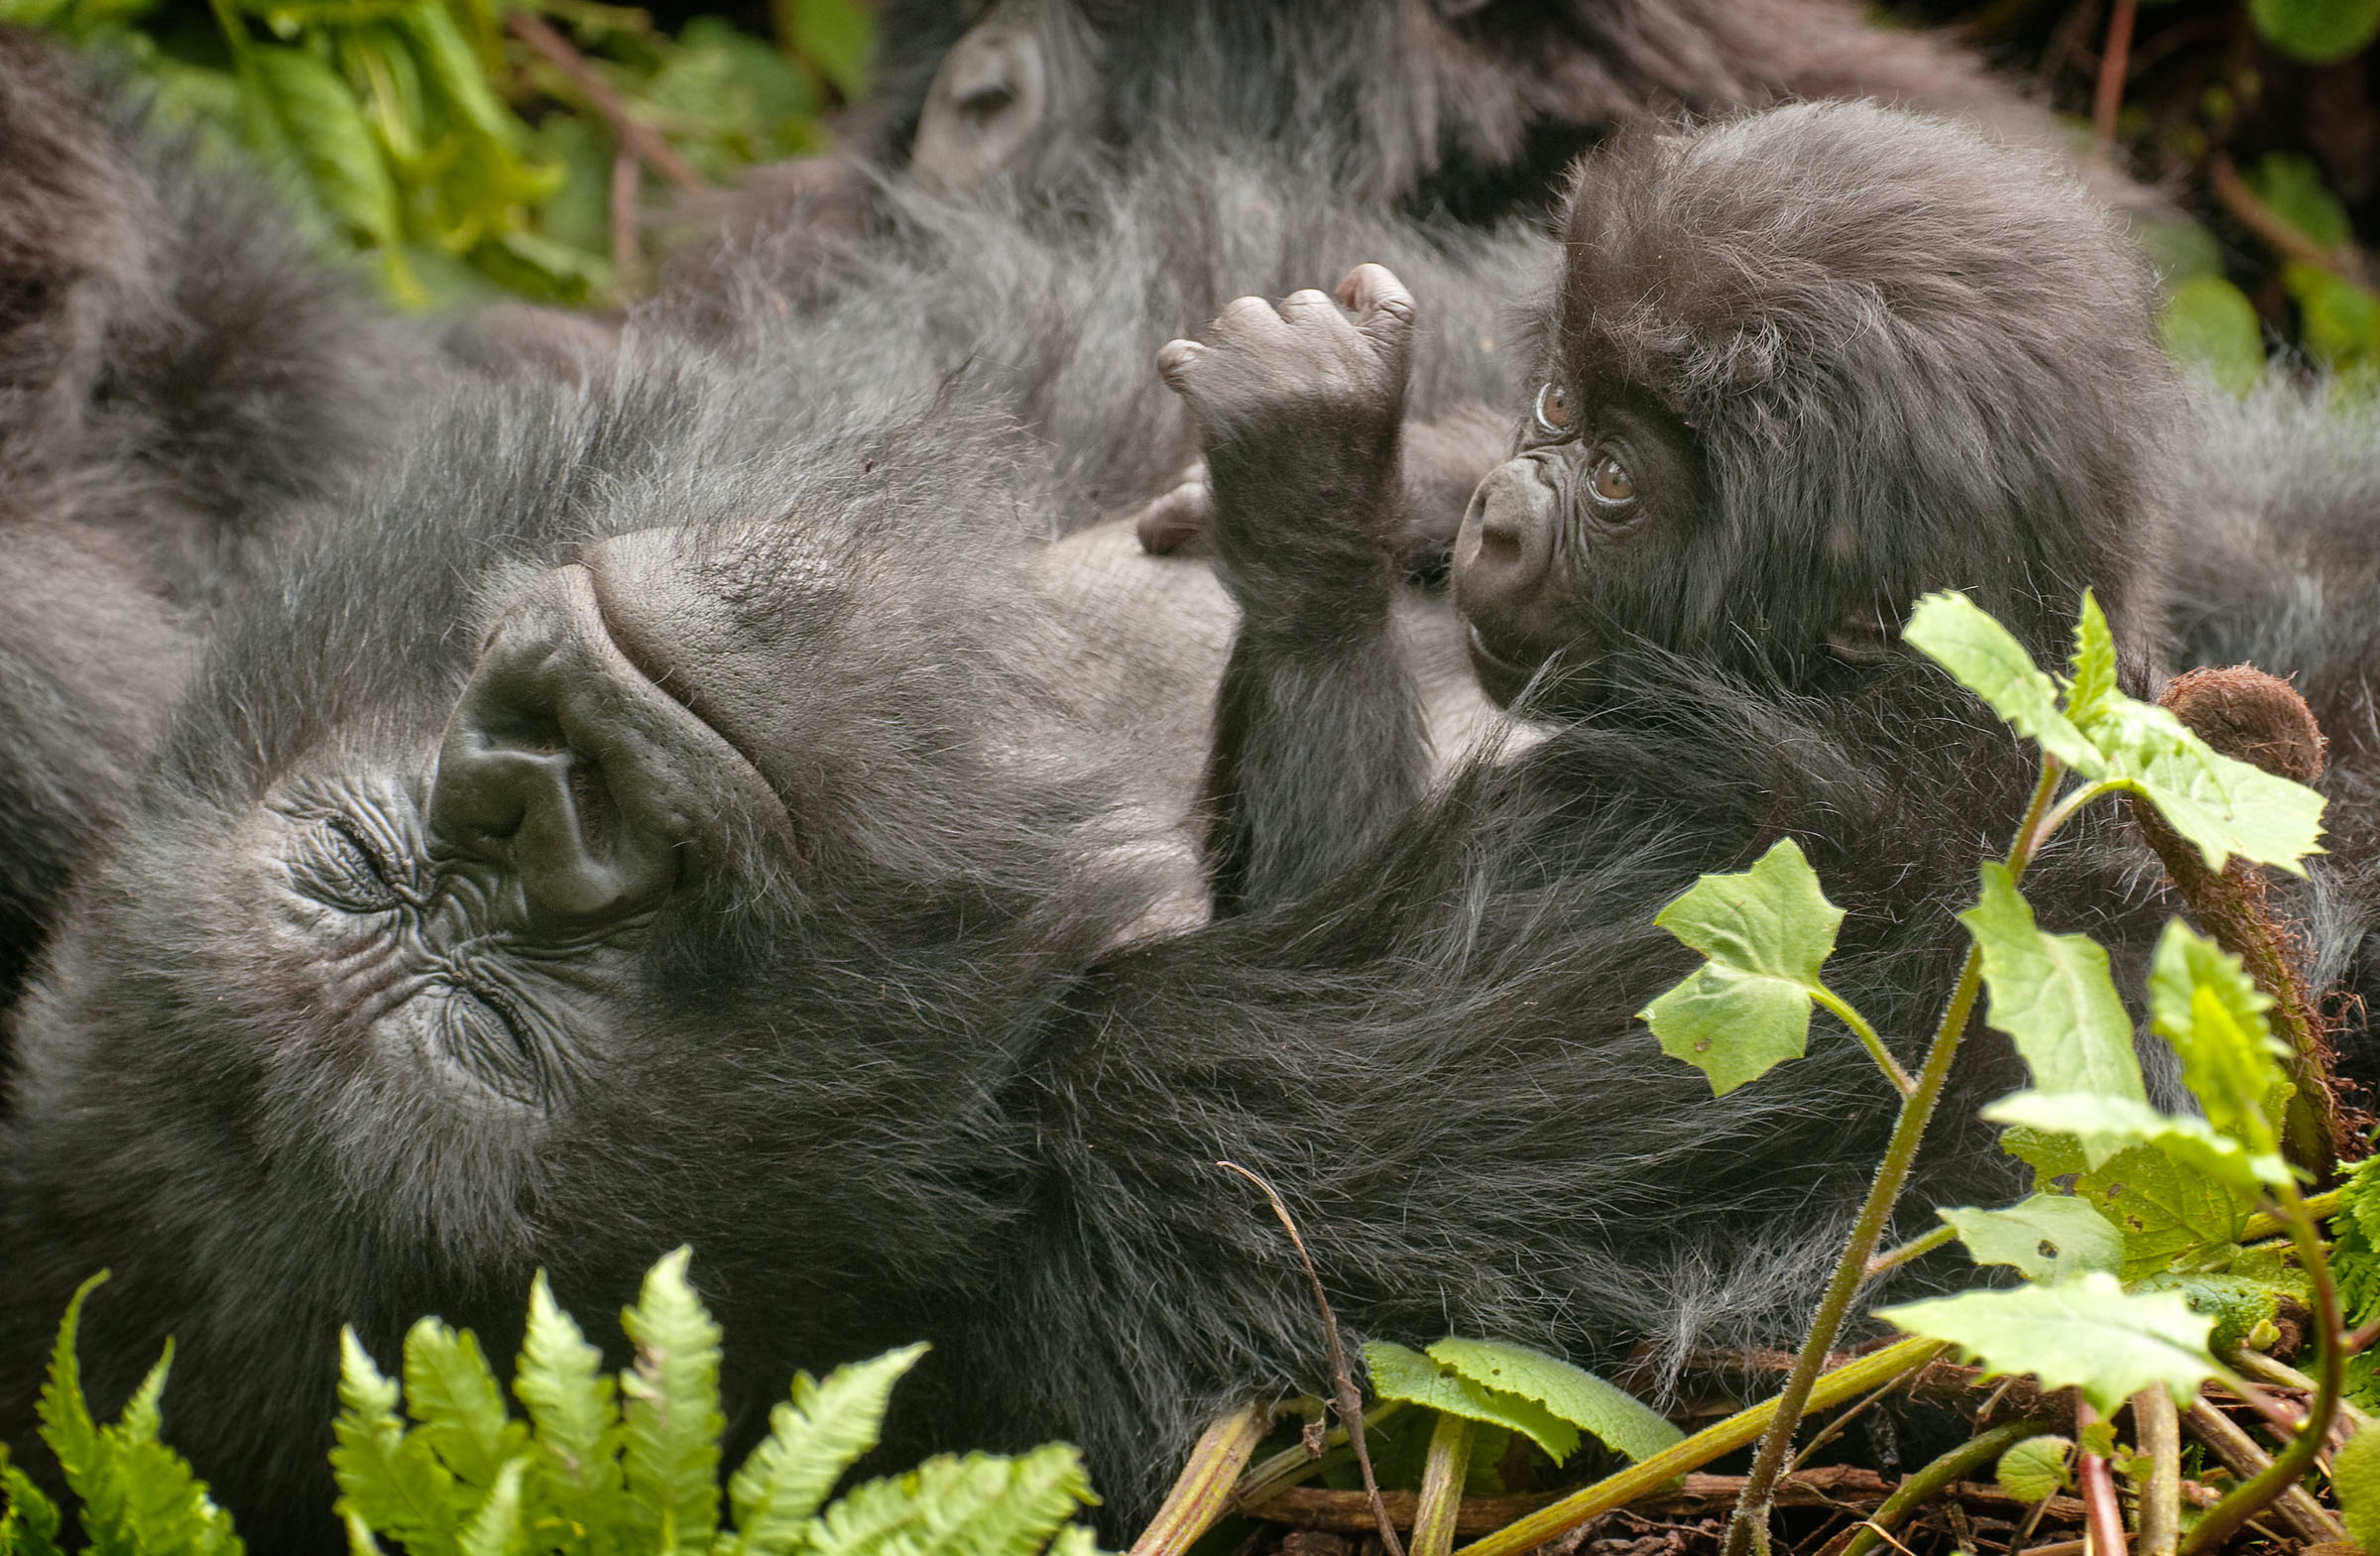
[[1452, 457, 1556, 619], [428, 565, 683, 926]]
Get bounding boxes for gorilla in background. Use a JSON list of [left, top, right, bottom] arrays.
[[3, 106, 2233, 1549], [0, 28, 452, 999]]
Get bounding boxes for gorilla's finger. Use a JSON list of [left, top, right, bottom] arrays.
[[1214, 295, 1292, 341], [1133, 480, 1212, 554], [1277, 288, 1339, 323], [1335, 264, 1416, 360], [1155, 338, 1207, 389]]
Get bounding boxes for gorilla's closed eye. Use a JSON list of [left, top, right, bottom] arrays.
[[1533, 382, 1576, 439], [290, 819, 400, 913]]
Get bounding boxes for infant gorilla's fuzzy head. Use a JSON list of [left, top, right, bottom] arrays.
[[1454, 100, 2177, 707]]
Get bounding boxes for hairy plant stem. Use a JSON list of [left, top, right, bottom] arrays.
[[1864, 1225, 1957, 1281], [1458, 1337, 1948, 1556], [1409, 1413, 1475, 1556], [1834, 1417, 2050, 1556], [2177, 1184, 2346, 1554], [1721, 761, 2065, 1556]]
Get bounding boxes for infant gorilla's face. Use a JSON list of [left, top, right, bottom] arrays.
[[1451, 379, 1704, 706]]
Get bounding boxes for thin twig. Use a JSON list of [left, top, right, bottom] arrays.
[[1837, 1417, 2052, 1556], [506, 12, 709, 190], [1219, 1161, 1405, 1556], [2091, 0, 2138, 158], [2207, 153, 2370, 287], [609, 148, 640, 303], [2074, 1397, 2129, 1556], [1864, 1225, 1957, 1282], [2179, 1397, 2345, 1544]]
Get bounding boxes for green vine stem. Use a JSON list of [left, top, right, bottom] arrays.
[[1409, 1414, 1476, 1556], [1235, 1401, 1408, 1509], [1833, 1416, 2049, 1556], [2134, 1385, 2182, 1556], [1720, 760, 2066, 1556], [2177, 1181, 2346, 1554], [1126, 1402, 1271, 1556], [1455, 1336, 1948, 1556], [1863, 1225, 1957, 1281]]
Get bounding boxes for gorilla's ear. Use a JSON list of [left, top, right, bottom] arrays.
[[1825, 603, 1898, 666]]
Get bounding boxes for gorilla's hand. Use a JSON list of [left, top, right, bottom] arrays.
[[1155, 264, 1415, 629]]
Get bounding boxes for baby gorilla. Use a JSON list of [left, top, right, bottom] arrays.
[[1162, 101, 2180, 909]]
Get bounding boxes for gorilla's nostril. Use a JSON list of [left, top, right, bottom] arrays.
[[958, 83, 1016, 119]]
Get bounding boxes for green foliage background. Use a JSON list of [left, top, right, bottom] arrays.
[[1, 0, 870, 309]]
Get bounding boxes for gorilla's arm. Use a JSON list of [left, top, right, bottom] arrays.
[[1161, 266, 1432, 913]]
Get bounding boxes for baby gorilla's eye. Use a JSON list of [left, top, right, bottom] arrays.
[[1533, 382, 1577, 438], [1588, 451, 1635, 506], [290, 820, 401, 913]]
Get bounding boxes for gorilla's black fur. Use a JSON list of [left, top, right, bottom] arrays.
[[2, 107, 2226, 1550], [0, 27, 442, 994]]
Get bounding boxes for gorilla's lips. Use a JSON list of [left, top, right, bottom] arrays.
[[1464, 619, 1546, 707]]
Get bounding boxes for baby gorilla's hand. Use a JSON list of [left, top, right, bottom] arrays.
[[1154, 265, 1416, 621]]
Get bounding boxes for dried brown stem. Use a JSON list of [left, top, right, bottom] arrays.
[[2207, 154, 2370, 287], [2091, 0, 2137, 156], [2179, 1397, 2346, 1544], [506, 12, 709, 191]]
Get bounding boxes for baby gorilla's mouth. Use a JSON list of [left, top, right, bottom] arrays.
[[1465, 620, 1552, 707]]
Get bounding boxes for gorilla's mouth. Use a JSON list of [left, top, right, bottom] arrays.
[[1465, 620, 1552, 707]]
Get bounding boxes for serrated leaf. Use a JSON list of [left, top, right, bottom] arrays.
[[1365, 1342, 1583, 1465], [1995, 1436, 2074, 1503], [0, 1453, 65, 1556], [512, 1271, 623, 1533], [113, 1341, 174, 1446], [1877, 1273, 2218, 1413], [456, 1457, 527, 1556], [1423, 1340, 1680, 1465], [725, 1343, 931, 1556], [2134, 1269, 2300, 1355], [1640, 837, 1843, 1096], [2063, 594, 2121, 736], [1905, 592, 2101, 775], [2250, 0, 2380, 64], [2003, 1129, 2253, 1279], [2148, 923, 2289, 1144], [2336, 1422, 2380, 1551], [331, 1328, 462, 1556], [1939, 1194, 2123, 1281], [805, 1447, 1094, 1556], [2091, 697, 2326, 875], [101, 1434, 244, 1556], [620, 1248, 723, 1555], [35, 1272, 108, 1499], [405, 1319, 530, 1494], [2159, 276, 2266, 397], [1960, 864, 2145, 1102], [1983, 1091, 2295, 1190]]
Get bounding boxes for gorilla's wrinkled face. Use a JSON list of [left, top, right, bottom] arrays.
[[1450, 377, 1705, 706]]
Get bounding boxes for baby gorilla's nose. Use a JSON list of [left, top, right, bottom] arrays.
[[1453, 457, 1557, 615]]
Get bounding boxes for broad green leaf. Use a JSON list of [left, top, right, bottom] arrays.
[[456, 1457, 527, 1556], [1995, 1436, 2074, 1503], [1877, 1272, 2218, 1413], [404, 1319, 529, 1494], [1425, 1339, 1682, 1464], [2086, 695, 2326, 874], [2250, 153, 2358, 246], [1938, 1194, 2123, 1281], [2148, 924, 2288, 1143], [1960, 863, 2145, 1102], [725, 1343, 931, 1556], [1982, 1092, 2294, 1190], [2002, 1129, 2252, 1280], [512, 1271, 623, 1533], [619, 1248, 723, 1555], [1365, 1342, 1588, 1465], [246, 46, 405, 255], [2286, 262, 2380, 374], [1905, 592, 2100, 774], [34, 1272, 114, 1517], [2135, 1266, 2306, 1355], [1640, 837, 1844, 1096], [2159, 276, 2266, 398], [331, 1328, 462, 1556], [2337, 1423, 2380, 1552], [783, 0, 873, 100], [2251, 0, 2380, 63]]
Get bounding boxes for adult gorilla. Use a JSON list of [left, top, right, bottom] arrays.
[[3, 109, 2219, 1549]]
